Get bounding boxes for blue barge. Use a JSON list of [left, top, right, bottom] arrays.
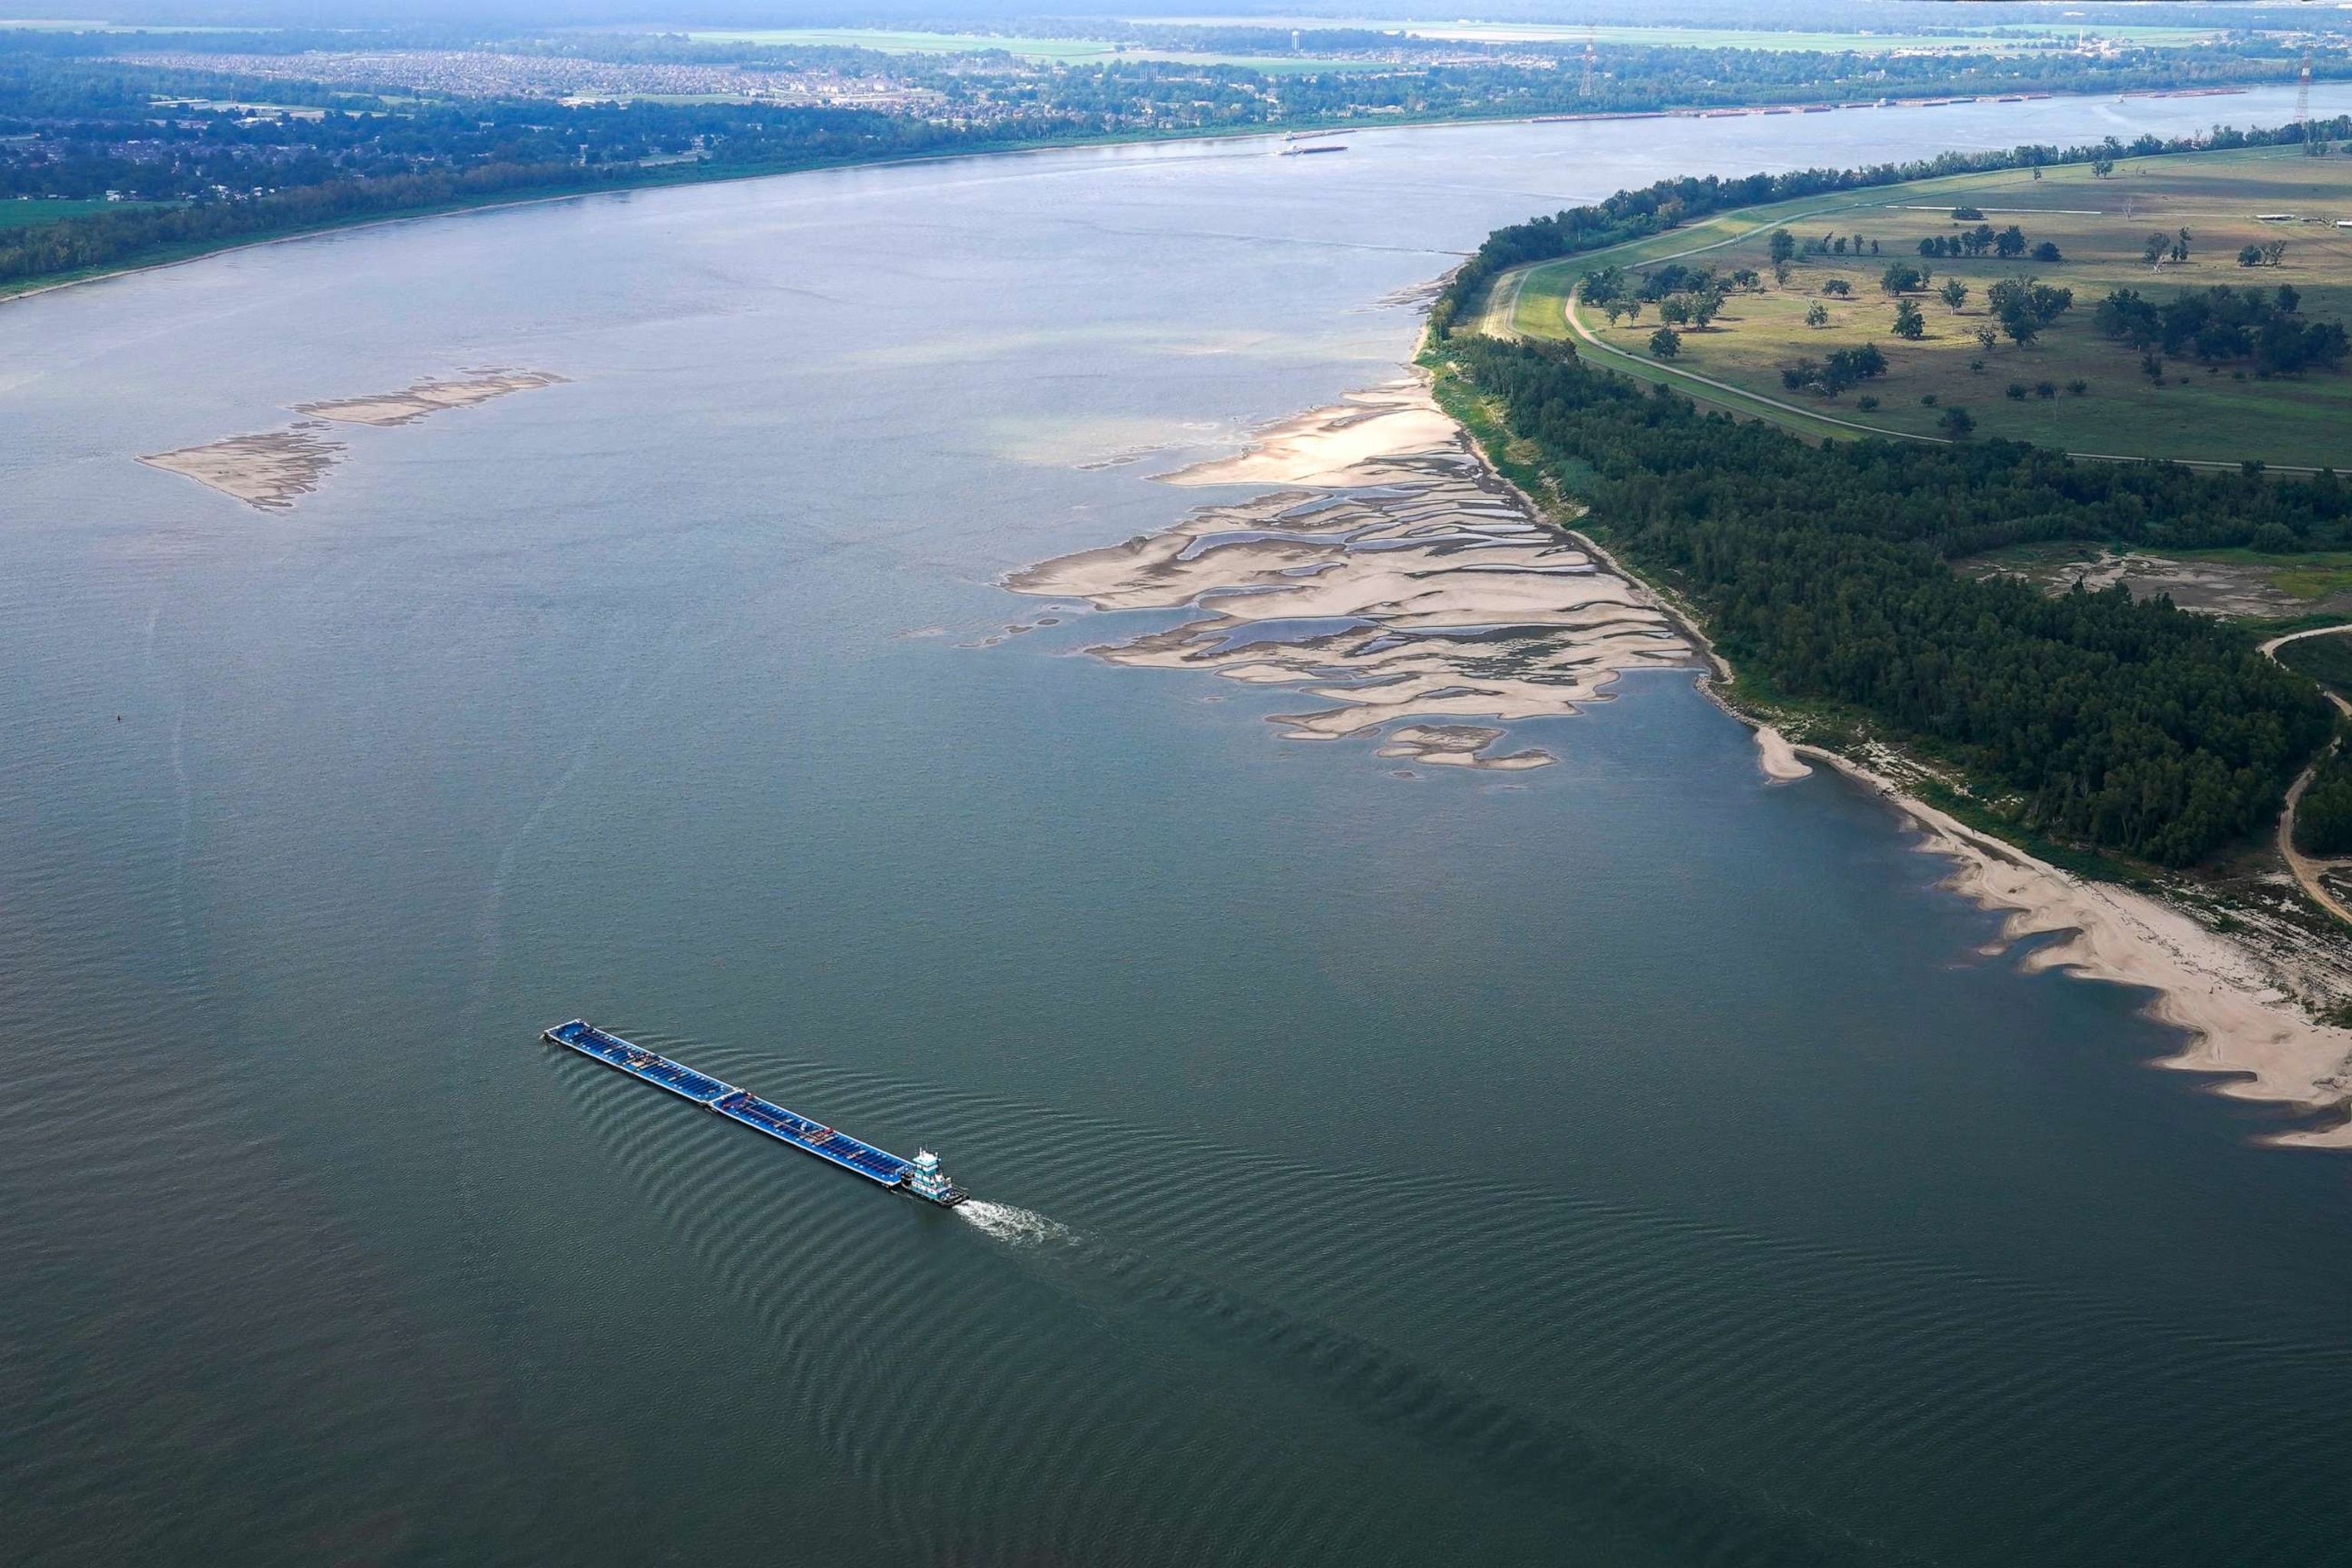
[[542, 1020, 965, 1206]]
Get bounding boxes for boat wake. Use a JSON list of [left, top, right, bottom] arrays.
[[957, 1200, 1074, 1246]]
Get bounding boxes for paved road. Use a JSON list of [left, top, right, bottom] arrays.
[[2261, 625, 2352, 928]]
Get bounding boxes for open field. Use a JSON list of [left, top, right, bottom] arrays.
[[1495, 145, 2352, 469], [684, 29, 1384, 74], [0, 198, 160, 229], [1960, 539, 2352, 619]]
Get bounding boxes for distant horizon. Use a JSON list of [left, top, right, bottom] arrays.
[[3, 0, 2336, 41]]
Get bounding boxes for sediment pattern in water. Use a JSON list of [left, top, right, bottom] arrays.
[[1007, 379, 1688, 769]]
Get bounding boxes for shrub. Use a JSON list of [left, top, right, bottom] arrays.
[[2007, 382, 2029, 399]]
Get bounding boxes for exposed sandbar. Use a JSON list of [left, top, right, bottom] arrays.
[[293, 370, 566, 426], [136, 423, 344, 511], [1374, 724, 1552, 770], [1008, 374, 1690, 768]]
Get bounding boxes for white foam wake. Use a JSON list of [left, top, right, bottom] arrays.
[[957, 1200, 1074, 1246]]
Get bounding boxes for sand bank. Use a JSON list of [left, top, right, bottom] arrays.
[[1008, 376, 1690, 769], [136, 424, 344, 511], [293, 371, 567, 427], [136, 369, 564, 510], [1811, 744, 2352, 1144]]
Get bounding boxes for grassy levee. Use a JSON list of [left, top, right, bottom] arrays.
[[1499, 145, 2352, 470]]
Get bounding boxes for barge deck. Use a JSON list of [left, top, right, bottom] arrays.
[[543, 1019, 965, 1205]]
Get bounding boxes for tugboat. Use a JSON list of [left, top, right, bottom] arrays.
[[903, 1148, 968, 1208]]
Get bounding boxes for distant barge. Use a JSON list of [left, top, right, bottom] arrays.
[[543, 1020, 966, 1206]]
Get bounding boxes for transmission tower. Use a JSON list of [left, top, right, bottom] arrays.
[[1581, 30, 1597, 100], [2299, 44, 2318, 153]]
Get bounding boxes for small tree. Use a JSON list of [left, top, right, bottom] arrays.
[[1768, 228, 1795, 266], [1621, 298, 1642, 324], [1893, 299, 1926, 339], [1648, 327, 1681, 359], [2001, 312, 2040, 349], [2144, 230, 2170, 266], [2172, 227, 2191, 263], [1939, 406, 1976, 439], [1880, 260, 1927, 296], [2263, 240, 2288, 267], [1657, 296, 1691, 326], [1805, 302, 1830, 328], [2141, 351, 2165, 384], [1772, 260, 1791, 286], [2067, 379, 2089, 396], [1602, 299, 1627, 325], [1821, 278, 1851, 297], [2031, 241, 2063, 263], [2239, 243, 2266, 268], [1974, 325, 1999, 352], [1994, 224, 2027, 259], [1939, 279, 1969, 312], [2090, 156, 2115, 177]]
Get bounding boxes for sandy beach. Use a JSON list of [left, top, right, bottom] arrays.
[[1008, 377, 1691, 769], [1809, 745, 2352, 1145]]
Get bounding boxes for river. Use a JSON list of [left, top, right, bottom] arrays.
[[5, 89, 2352, 1566]]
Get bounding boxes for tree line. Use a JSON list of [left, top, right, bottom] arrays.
[[1447, 336, 2336, 865], [2094, 283, 2348, 377]]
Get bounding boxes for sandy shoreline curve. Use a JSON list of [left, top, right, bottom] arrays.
[[1811, 745, 2352, 1145]]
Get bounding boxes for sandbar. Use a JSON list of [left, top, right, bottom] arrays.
[[1008, 374, 1690, 768], [293, 370, 567, 426], [136, 423, 344, 511]]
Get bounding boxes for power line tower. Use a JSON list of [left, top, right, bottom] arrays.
[[1581, 30, 1597, 100], [2299, 44, 2318, 153]]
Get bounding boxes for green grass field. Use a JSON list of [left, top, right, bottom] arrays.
[[685, 29, 1383, 74], [0, 198, 160, 229], [1492, 145, 2352, 470]]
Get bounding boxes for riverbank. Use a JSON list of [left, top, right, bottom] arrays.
[[1423, 351, 2352, 1145]]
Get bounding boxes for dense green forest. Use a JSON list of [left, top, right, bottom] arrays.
[[1447, 337, 2334, 864]]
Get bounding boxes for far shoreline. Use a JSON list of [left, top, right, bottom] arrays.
[[0, 77, 2301, 313]]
